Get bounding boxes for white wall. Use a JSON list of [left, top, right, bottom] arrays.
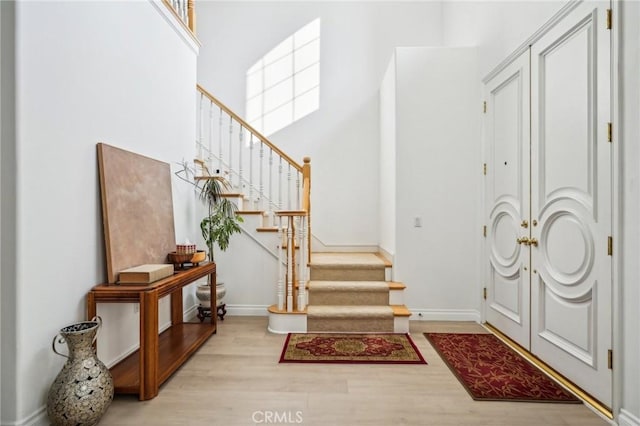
[[196, 1, 443, 248], [391, 47, 481, 320], [4, 1, 198, 424], [0, 1, 16, 423], [379, 56, 397, 258], [211, 223, 280, 315], [1, 1, 18, 422], [442, 0, 566, 77], [619, 0, 640, 421]]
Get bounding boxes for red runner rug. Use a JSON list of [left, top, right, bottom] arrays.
[[279, 333, 426, 364], [424, 333, 580, 403]]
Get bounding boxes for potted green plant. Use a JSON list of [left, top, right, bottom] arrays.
[[198, 177, 244, 262], [175, 162, 243, 314]]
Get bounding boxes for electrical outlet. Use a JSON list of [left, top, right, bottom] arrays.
[[133, 303, 139, 314], [414, 217, 422, 227]]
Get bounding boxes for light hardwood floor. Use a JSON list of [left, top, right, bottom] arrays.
[[100, 317, 609, 426]]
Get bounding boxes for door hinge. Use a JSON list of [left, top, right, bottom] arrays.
[[483, 101, 487, 113], [606, 9, 612, 30], [483, 163, 487, 175], [483, 225, 487, 237], [607, 122, 613, 142], [608, 349, 613, 369], [608, 236, 613, 256], [483, 287, 487, 300]]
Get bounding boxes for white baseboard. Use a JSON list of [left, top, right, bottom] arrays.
[[409, 309, 481, 322], [226, 304, 270, 316], [619, 409, 640, 426], [377, 247, 394, 264], [310, 234, 379, 253], [183, 304, 199, 321], [226, 306, 481, 322], [4, 406, 47, 426]]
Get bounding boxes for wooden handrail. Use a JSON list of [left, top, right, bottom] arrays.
[[196, 84, 303, 172]]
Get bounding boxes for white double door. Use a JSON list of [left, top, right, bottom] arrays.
[[484, 1, 612, 407]]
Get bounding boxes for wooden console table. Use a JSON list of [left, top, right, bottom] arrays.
[[87, 262, 216, 400]]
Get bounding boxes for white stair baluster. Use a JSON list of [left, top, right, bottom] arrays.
[[208, 101, 214, 172], [269, 149, 274, 222], [198, 93, 204, 160], [218, 107, 223, 174], [238, 126, 244, 192], [297, 215, 307, 311], [249, 134, 254, 209], [277, 215, 284, 311], [278, 157, 283, 211], [228, 117, 233, 185], [287, 163, 292, 210], [259, 142, 265, 211], [287, 217, 294, 312], [296, 171, 301, 212]]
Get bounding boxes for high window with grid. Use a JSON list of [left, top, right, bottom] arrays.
[[246, 18, 321, 136]]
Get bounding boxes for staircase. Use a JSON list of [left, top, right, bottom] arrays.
[[306, 253, 410, 333], [195, 84, 411, 334]]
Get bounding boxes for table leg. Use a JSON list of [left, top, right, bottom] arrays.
[[140, 290, 159, 400], [171, 287, 183, 325]]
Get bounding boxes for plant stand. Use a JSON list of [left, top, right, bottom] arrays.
[[197, 304, 227, 322]]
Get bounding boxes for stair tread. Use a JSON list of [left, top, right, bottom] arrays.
[[257, 227, 279, 233], [308, 281, 390, 292], [307, 305, 411, 317], [391, 305, 412, 316], [388, 281, 406, 290], [308, 280, 405, 289], [267, 304, 307, 314]]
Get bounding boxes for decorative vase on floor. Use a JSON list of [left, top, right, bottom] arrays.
[[47, 317, 114, 426], [196, 281, 226, 307]]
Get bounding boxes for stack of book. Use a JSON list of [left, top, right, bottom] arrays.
[[118, 264, 174, 284]]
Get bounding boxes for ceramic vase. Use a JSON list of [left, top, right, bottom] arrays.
[[196, 282, 226, 307], [47, 317, 114, 426]]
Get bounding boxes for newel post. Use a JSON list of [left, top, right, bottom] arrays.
[[302, 157, 311, 262]]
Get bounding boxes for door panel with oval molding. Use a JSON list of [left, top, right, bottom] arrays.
[[530, 1, 611, 407], [484, 51, 531, 349]]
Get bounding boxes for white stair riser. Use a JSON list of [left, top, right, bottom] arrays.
[[389, 289, 404, 305], [268, 312, 306, 334], [308, 291, 389, 306], [307, 317, 394, 333], [394, 316, 409, 333], [268, 312, 409, 333], [309, 268, 386, 281]]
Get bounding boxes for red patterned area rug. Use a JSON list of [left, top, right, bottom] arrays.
[[279, 333, 427, 364], [424, 333, 580, 403]]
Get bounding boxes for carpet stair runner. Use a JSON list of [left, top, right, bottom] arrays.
[[306, 253, 411, 333]]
